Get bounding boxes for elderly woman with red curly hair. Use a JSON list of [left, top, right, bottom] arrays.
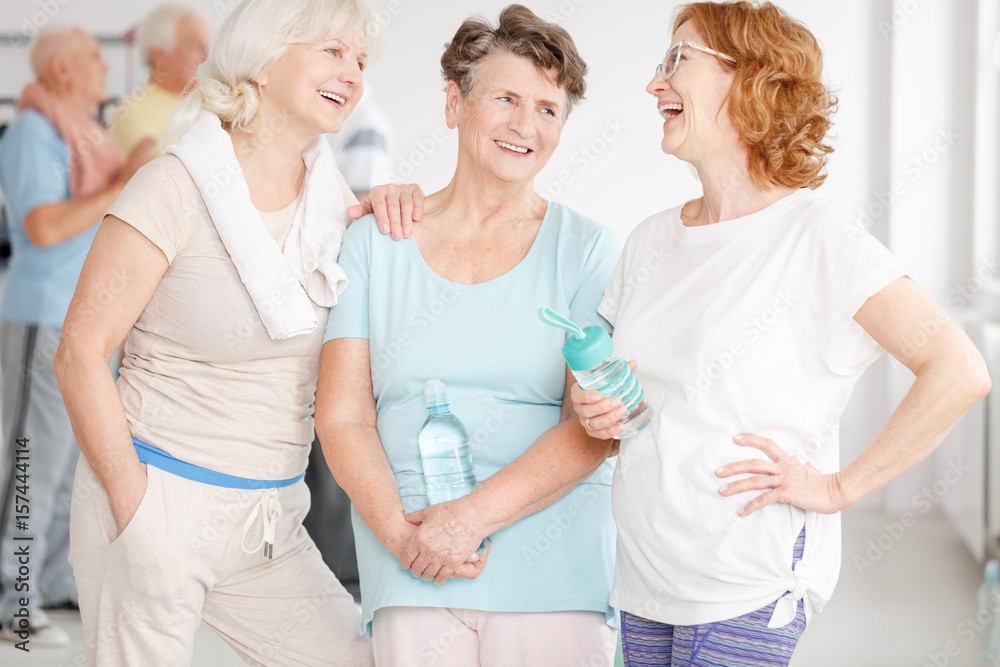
[[572, 1, 990, 665]]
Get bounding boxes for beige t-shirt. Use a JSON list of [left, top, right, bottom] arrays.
[[109, 154, 357, 480]]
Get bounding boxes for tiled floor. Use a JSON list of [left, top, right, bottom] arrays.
[[0, 508, 985, 666]]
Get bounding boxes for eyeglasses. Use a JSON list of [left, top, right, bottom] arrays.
[[655, 40, 736, 80]]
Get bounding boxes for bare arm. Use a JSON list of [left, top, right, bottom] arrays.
[[401, 368, 617, 583], [314, 338, 413, 556], [717, 276, 992, 514], [836, 276, 990, 503], [25, 139, 156, 248], [471, 369, 617, 524], [314, 338, 488, 578], [53, 215, 168, 533]]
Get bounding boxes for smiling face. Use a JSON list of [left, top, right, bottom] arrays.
[[447, 52, 566, 186], [257, 29, 366, 140], [646, 21, 738, 165]]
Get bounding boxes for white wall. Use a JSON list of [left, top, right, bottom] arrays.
[[0, 0, 899, 235], [0, 0, 989, 517]]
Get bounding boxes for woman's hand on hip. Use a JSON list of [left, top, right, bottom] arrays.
[[401, 498, 490, 584], [716, 433, 846, 516], [347, 183, 424, 240], [569, 359, 638, 440]]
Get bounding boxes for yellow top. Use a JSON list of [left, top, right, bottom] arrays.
[[108, 81, 181, 157]]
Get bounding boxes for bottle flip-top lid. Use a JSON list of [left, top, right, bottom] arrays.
[[537, 307, 614, 372]]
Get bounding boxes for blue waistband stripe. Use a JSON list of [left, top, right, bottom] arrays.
[[132, 437, 305, 489]]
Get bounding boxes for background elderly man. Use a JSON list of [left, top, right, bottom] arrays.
[[109, 4, 210, 156], [0, 25, 154, 647]]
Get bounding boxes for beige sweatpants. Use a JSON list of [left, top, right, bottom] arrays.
[[372, 606, 616, 667], [69, 456, 373, 666]]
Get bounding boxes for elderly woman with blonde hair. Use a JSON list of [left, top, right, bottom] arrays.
[[572, 2, 990, 665], [54, 0, 393, 663], [317, 5, 620, 666]]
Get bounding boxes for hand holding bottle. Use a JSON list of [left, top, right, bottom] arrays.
[[570, 359, 640, 439], [409, 379, 490, 583], [538, 308, 652, 438]]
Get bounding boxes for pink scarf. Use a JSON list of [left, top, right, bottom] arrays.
[[17, 82, 125, 198]]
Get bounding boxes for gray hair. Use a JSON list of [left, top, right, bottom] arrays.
[[441, 5, 588, 119], [136, 4, 198, 69], [29, 24, 80, 77]]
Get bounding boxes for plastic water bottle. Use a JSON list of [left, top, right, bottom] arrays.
[[981, 559, 1000, 660], [418, 379, 478, 504], [538, 307, 652, 438]]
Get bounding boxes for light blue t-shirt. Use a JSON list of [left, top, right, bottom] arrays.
[[324, 203, 620, 636], [0, 109, 99, 327]]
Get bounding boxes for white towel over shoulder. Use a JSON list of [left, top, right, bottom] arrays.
[[167, 109, 350, 340]]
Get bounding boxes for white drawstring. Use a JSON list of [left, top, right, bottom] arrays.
[[240, 489, 283, 559]]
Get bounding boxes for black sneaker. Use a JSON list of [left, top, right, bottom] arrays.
[[41, 599, 80, 612]]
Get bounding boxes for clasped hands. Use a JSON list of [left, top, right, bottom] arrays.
[[394, 496, 492, 585]]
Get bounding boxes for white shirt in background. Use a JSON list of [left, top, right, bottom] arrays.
[[325, 91, 395, 194]]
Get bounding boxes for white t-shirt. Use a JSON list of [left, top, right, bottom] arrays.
[[599, 188, 905, 628]]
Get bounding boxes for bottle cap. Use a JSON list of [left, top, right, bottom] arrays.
[[987, 559, 999, 583], [424, 379, 448, 409], [562, 325, 615, 371], [536, 307, 614, 372]]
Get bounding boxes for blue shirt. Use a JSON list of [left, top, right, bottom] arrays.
[[0, 110, 99, 327], [324, 204, 620, 636]]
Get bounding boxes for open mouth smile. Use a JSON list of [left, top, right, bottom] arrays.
[[495, 139, 532, 155], [658, 102, 683, 122], [319, 90, 347, 106]]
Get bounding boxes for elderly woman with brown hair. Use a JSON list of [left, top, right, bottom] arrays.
[[572, 2, 990, 665], [316, 5, 620, 666]]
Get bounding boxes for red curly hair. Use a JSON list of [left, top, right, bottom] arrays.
[[673, 1, 837, 190]]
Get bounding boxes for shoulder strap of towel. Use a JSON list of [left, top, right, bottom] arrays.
[[166, 109, 350, 340]]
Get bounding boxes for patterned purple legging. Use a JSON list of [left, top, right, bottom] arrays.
[[621, 528, 807, 667]]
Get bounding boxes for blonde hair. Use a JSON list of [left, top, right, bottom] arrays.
[[674, 1, 836, 190], [169, 0, 381, 140]]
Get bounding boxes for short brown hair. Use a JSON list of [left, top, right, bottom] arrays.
[[441, 4, 587, 118], [674, 1, 837, 190]]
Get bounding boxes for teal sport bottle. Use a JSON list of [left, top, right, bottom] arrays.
[[538, 307, 652, 438]]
